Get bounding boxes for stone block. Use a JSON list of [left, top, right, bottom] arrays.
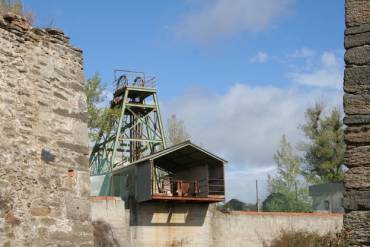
[[57, 141, 89, 155], [344, 190, 370, 210], [344, 65, 370, 94], [346, 24, 370, 35], [48, 230, 74, 242], [5, 211, 20, 226], [30, 207, 51, 216], [345, 29, 370, 49], [345, 145, 370, 167], [345, 166, 370, 190], [344, 115, 370, 125], [345, 45, 370, 65], [346, 0, 370, 28], [74, 154, 88, 168], [344, 211, 370, 245], [77, 171, 91, 197], [344, 124, 370, 145], [72, 222, 93, 233], [344, 94, 370, 115], [53, 108, 88, 122], [65, 192, 91, 221]]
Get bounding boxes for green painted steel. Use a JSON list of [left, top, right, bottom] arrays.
[[89, 71, 166, 176]]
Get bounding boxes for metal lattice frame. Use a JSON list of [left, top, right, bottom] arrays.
[[89, 70, 166, 176]]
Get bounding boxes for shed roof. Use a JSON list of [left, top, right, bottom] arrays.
[[115, 141, 227, 173], [309, 182, 344, 197]]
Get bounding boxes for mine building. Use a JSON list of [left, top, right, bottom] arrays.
[[89, 70, 226, 203], [309, 182, 344, 213]]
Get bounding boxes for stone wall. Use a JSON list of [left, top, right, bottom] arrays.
[[0, 14, 93, 246], [91, 197, 343, 247], [343, 0, 370, 246]]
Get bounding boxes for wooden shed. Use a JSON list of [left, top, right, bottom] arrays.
[[110, 141, 227, 203]]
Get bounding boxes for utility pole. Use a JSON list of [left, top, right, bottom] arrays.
[[295, 182, 298, 210], [256, 179, 259, 212]]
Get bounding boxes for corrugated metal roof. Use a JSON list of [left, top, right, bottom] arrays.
[[309, 182, 344, 196], [113, 140, 227, 173], [152, 141, 226, 161]]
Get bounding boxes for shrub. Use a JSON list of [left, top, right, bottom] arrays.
[[263, 230, 346, 247], [92, 220, 120, 247], [0, 0, 34, 24]]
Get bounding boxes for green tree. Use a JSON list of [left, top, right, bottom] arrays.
[[262, 193, 289, 212], [166, 114, 190, 146], [85, 73, 107, 141], [265, 135, 312, 212], [85, 74, 122, 143], [0, 0, 34, 24], [300, 103, 345, 184], [220, 199, 257, 212]]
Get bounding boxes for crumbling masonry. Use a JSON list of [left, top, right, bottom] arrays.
[[344, 0, 370, 245], [0, 14, 93, 246]]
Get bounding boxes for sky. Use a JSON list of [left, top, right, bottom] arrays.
[[24, 0, 345, 203]]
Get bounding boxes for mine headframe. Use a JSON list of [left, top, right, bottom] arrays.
[[89, 70, 167, 175]]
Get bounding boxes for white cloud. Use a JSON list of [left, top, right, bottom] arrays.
[[176, 0, 295, 43], [290, 47, 316, 59], [162, 83, 342, 202], [163, 84, 341, 168], [321, 51, 339, 67], [225, 166, 274, 202], [249, 52, 269, 63], [289, 51, 344, 89]]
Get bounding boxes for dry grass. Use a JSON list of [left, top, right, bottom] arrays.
[[167, 239, 189, 247], [0, 0, 35, 24], [263, 230, 346, 247], [92, 220, 120, 247]]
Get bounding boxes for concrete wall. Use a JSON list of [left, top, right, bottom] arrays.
[[343, 0, 370, 245], [91, 197, 343, 247], [0, 14, 93, 246], [311, 191, 344, 213]]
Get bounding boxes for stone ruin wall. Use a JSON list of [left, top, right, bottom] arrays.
[[0, 14, 93, 246], [344, 0, 370, 246]]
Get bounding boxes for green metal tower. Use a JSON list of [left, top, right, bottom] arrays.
[[89, 70, 167, 176]]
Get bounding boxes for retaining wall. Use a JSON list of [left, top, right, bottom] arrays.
[[91, 197, 343, 247]]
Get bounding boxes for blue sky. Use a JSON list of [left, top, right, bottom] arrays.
[[25, 0, 345, 202]]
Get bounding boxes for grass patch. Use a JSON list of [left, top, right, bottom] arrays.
[[263, 230, 345, 247]]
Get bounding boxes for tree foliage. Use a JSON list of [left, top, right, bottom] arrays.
[[265, 135, 312, 212], [85, 74, 120, 142], [85, 74, 105, 128], [166, 114, 190, 146], [0, 0, 34, 24], [219, 199, 257, 212], [262, 193, 289, 212], [300, 103, 345, 184], [85, 73, 106, 140]]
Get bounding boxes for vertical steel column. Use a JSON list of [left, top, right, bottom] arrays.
[[111, 89, 129, 169], [153, 93, 167, 149]]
